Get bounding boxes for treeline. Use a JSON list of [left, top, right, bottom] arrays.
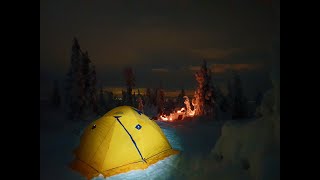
[[50, 38, 261, 121]]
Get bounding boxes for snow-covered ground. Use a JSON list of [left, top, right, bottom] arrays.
[[210, 85, 280, 180], [40, 96, 279, 180], [40, 101, 224, 180]]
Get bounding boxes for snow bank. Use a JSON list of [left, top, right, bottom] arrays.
[[40, 102, 97, 180], [210, 85, 280, 180]]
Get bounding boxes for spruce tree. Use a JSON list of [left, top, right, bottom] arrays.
[[176, 88, 186, 107], [137, 90, 144, 113], [81, 51, 91, 115], [88, 64, 98, 114], [192, 60, 215, 117], [65, 37, 84, 120], [232, 72, 249, 119], [123, 67, 135, 106], [155, 87, 165, 115], [65, 37, 98, 120], [98, 85, 106, 114], [145, 88, 152, 106]]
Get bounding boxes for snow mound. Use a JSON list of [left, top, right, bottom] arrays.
[[210, 87, 280, 180]]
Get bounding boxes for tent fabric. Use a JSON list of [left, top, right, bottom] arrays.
[[70, 106, 179, 179]]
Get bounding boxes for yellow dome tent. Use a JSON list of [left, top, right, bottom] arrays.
[[70, 106, 179, 179]]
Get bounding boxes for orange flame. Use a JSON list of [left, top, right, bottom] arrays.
[[159, 96, 197, 121]]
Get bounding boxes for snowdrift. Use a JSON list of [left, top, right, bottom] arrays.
[[210, 85, 280, 180]]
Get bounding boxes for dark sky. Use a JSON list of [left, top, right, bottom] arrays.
[[40, 0, 280, 99]]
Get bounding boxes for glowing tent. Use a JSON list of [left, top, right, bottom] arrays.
[[70, 106, 179, 179]]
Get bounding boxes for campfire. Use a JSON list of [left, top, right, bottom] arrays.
[[158, 60, 215, 122], [159, 96, 197, 121]]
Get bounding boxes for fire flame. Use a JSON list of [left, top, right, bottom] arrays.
[[159, 96, 197, 121]]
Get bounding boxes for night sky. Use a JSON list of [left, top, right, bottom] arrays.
[[40, 0, 280, 99]]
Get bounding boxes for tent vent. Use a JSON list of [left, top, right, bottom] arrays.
[[135, 124, 142, 130]]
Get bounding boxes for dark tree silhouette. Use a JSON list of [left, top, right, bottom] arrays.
[[98, 85, 107, 114], [133, 92, 137, 107], [123, 67, 135, 106], [176, 88, 186, 108], [121, 90, 126, 105], [145, 88, 153, 106], [137, 89, 143, 104], [137, 89, 144, 113], [82, 52, 98, 115], [155, 87, 165, 115], [165, 98, 175, 115], [231, 72, 249, 119], [65, 37, 98, 120], [65, 37, 84, 120], [88, 65, 98, 113]]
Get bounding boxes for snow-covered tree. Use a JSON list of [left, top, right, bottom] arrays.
[[123, 67, 135, 106], [88, 64, 98, 113], [133, 92, 137, 107], [121, 90, 126, 105], [98, 86, 107, 114], [165, 98, 175, 115], [224, 80, 234, 111], [106, 91, 114, 107], [137, 89, 143, 103], [51, 80, 61, 108], [136, 89, 144, 112], [211, 67, 280, 180], [210, 67, 228, 120], [192, 60, 215, 117], [143, 86, 165, 116], [65, 37, 84, 120], [64, 37, 98, 120], [81, 52, 98, 115], [155, 87, 165, 115], [231, 72, 249, 119], [143, 88, 157, 118], [137, 94, 144, 113], [219, 95, 230, 113], [151, 88, 157, 106], [144, 88, 153, 106], [176, 88, 186, 108], [81, 51, 90, 94]]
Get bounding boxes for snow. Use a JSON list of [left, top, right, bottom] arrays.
[[40, 102, 85, 180], [41, 101, 222, 180], [92, 155, 180, 180], [211, 119, 279, 180], [210, 85, 280, 180], [40, 94, 279, 180]]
